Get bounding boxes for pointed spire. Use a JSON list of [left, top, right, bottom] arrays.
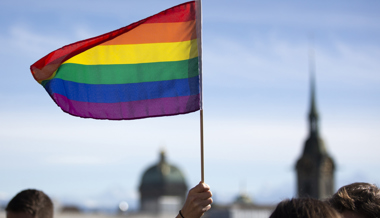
[[308, 45, 319, 137], [295, 38, 335, 200]]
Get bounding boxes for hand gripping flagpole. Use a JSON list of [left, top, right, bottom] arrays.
[[195, 0, 204, 182]]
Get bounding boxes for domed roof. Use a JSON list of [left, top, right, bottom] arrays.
[[234, 193, 253, 205], [140, 150, 187, 186]]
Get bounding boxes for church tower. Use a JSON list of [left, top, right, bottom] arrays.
[[295, 52, 335, 199]]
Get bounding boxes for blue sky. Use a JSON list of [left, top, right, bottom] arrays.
[[0, 0, 379, 211]]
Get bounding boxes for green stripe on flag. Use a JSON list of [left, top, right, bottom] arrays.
[[54, 57, 199, 85]]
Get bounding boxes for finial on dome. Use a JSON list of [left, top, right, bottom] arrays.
[[159, 148, 166, 164]]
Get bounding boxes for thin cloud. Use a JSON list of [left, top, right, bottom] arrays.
[[45, 155, 111, 165], [205, 2, 380, 30], [204, 33, 380, 90], [0, 24, 70, 58]]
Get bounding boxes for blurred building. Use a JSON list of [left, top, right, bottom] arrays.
[[46, 150, 189, 218], [295, 63, 335, 199], [139, 150, 188, 214], [206, 193, 274, 218]]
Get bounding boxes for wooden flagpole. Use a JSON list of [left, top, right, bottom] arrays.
[[195, 0, 204, 182], [200, 109, 204, 182]]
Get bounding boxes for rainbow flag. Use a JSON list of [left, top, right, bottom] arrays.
[[30, 1, 201, 120]]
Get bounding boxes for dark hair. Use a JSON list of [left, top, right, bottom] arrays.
[[6, 189, 53, 218], [270, 198, 340, 218], [328, 182, 380, 217]]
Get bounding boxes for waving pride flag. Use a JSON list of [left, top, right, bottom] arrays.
[[30, 1, 202, 120]]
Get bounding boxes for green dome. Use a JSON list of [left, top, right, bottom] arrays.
[[140, 150, 187, 186], [139, 150, 188, 212], [234, 193, 253, 205]]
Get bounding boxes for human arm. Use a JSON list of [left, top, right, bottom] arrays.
[[176, 182, 213, 218]]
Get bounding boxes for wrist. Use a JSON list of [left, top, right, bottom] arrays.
[[178, 210, 185, 218]]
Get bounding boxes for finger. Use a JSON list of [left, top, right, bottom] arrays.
[[197, 190, 212, 200], [199, 197, 213, 206], [201, 204, 212, 212], [189, 182, 210, 194]]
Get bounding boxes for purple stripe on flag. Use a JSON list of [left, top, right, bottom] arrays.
[[52, 93, 200, 120]]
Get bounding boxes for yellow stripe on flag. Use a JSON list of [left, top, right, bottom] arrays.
[[65, 39, 198, 65]]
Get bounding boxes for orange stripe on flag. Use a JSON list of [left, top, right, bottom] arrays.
[[101, 20, 196, 45]]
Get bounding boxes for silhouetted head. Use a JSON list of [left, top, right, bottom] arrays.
[[6, 189, 53, 218], [328, 182, 380, 218], [270, 198, 341, 218]]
